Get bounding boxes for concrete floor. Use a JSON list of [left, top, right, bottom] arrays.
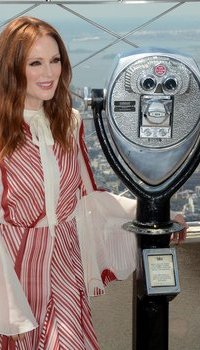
[[90, 242, 200, 350]]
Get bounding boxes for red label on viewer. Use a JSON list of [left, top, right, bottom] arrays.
[[154, 64, 167, 76]]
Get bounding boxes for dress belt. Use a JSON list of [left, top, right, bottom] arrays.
[[0, 211, 76, 230]]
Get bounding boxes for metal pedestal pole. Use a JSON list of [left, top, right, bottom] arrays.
[[129, 198, 179, 350], [136, 295, 169, 350]]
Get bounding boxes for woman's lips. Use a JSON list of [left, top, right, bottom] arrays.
[[37, 81, 54, 89]]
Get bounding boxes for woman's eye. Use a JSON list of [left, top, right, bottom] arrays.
[[29, 61, 41, 66], [52, 57, 61, 64]]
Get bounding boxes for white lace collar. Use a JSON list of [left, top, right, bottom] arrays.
[[24, 108, 54, 147], [23, 108, 58, 236]]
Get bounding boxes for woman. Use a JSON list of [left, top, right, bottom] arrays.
[[0, 16, 139, 349]]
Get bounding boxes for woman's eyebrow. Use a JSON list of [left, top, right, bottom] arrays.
[[27, 53, 61, 61]]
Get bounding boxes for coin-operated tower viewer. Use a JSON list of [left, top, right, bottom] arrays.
[[85, 48, 200, 350]]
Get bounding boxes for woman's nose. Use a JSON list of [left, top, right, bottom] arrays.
[[43, 63, 53, 77]]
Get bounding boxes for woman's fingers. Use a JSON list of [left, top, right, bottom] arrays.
[[171, 214, 189, 244]]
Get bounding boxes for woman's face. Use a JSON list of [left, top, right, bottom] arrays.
[[25, 35, 61, 110]]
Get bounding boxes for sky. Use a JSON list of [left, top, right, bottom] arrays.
[[0, 2, 199, 42], [0, 1, 199, 24]]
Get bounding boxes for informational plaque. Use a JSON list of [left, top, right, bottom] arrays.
[[143, 248, 180, 296]]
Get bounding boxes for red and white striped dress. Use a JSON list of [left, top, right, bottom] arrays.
[[0, 109, 101, 349], [0, 109, 137, 350]]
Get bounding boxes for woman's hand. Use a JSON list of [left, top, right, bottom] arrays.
[[171, 214, 189, 244]]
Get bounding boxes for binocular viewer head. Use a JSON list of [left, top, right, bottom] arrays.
[[100, 48, 200, 194]]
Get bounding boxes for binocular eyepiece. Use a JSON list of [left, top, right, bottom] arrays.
[[141, 76, 178, 93]]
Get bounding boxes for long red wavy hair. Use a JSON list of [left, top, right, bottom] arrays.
[[0, 16, 74, 158]]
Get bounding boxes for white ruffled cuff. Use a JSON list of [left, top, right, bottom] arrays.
[[0, 235, 38, 335]]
